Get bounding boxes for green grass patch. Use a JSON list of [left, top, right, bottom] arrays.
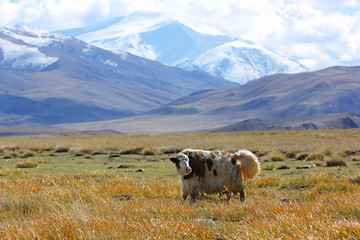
[[15, 160, 38, 168], [263, 164, 275, 171]]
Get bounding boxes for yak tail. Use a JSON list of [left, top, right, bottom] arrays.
[[233, 149, 260, 180]]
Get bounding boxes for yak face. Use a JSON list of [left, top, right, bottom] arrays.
[[170, 153, 192, 176]]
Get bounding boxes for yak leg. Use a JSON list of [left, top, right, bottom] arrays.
[[190, 193, 198, 205], [240, 190, 245, 202], [239, 183, 245, 202]]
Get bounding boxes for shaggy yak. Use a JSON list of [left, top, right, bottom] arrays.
[[170, 149, 260, 204]]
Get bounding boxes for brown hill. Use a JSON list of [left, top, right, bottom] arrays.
[[62, 66, 360, 134], [0, 126, 122, 138], [208, 113, 360, 132]]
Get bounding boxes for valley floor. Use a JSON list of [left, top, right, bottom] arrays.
[[0, 130, 359, 239]]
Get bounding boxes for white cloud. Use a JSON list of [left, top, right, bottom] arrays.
[[0, 0, 360, 70], [0, 0, 128, 29]]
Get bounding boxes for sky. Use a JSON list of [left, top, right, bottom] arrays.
[[1, 0, 360, 70]]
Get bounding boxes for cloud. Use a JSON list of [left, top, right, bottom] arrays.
[[0, 0, 128, 29], [263, 2, 360, 69], [0, 0, 360, 69]]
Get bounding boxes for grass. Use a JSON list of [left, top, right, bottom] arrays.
[[270, 151, 286, 162], [0, 129, 359, 239], [306, 152, 326, 161], [0, 171, 359, 239], [326, 156, 348, 167], [263, 164, 275, 171], [0, 129, 359, 154], [15, 160, 38, 168]]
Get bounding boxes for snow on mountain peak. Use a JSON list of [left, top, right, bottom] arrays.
[[0, 26, 132, 73], [1, 26, 72, 47], [0, 37, 58, 72], [180, 40, 308, 84], [53, 12, 308, 83], [14, 24, 48, 35], [80, 11, 168, 41], [77, 12, 215, 64]]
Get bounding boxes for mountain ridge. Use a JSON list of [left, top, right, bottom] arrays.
[[0, 26, 236, 126], [56, 11, 308, 84], [207, 113, 360, 132], [59, 66, 360, 134]]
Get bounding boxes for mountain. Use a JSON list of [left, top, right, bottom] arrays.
[[61, 66, 360, 134], [0, 126, 122, 138], [55, 11, 308, 84], [179, 40, 308, 84], [208, 113, 360, 132], [0, 26, 236, 126]]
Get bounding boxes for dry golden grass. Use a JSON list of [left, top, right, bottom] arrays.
[[269, 151, 286, 162], [0, 129, 359, 239], [0, 129, 359, 154], [0, 171, 359, 239], [326, 156, 348, 167]]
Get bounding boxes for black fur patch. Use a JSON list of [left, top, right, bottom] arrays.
[[206, 159, 213, 171], [182, 151, 206, 180], [170, 157, 180, 169], [213, 169, 217, 176]]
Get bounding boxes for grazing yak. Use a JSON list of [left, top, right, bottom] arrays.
[[170, 149, 260, 204]]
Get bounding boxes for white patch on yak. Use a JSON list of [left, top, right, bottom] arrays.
[[172, 153, 192, 176]]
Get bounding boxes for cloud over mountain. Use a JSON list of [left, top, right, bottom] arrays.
[[57, 12, 307, 84], [1, 1, 360, 70]]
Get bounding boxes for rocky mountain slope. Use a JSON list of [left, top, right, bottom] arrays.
[[0, 26, 236, 126], [208, 113, 360, 132]]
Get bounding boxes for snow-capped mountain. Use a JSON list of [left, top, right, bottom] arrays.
[[57, 11, 232, 67], [0, 26, 235, 126], [56, 11, 308, 84], [181, 40, 308, 84], [0, 26, 60, 71]]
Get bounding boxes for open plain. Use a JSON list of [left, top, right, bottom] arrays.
[[0, 130, 359, 239]]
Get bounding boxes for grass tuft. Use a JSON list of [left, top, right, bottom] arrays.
[[21, 150, 37, 158], [120, 147, 157, 155], [270, 151, 286, 162], [3, 151, 20, 159], [263, 164, 275, 171], [141, 148, 157, 155], [296, 153, 308, 160], [54, 145, 70, 153], [15, 160, 38, 168], [306, 152, 326, 161], [120, 146, 145, 155], [159, 146, 182, 154], [326, 157, 347, 167], [285, 151, 298, 159]]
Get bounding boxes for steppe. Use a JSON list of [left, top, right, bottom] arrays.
[[0, 130, 359, 239]]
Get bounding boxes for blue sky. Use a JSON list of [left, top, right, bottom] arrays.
[[1, 0, 360, 70]]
